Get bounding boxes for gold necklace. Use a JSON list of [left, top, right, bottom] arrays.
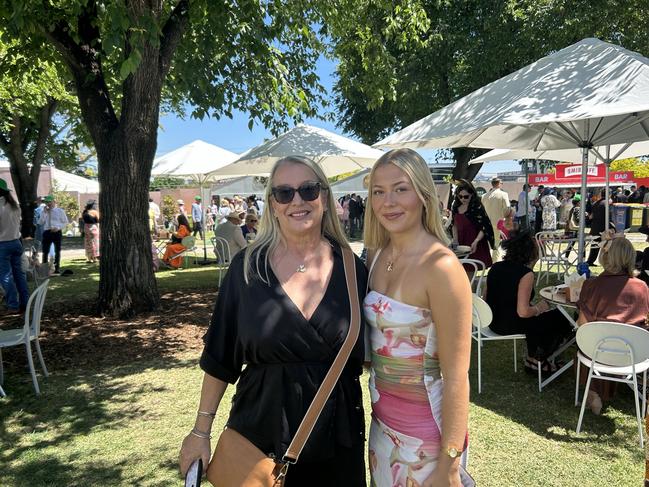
[[386, 248, 405, 272], [296, 264, 307, 273]]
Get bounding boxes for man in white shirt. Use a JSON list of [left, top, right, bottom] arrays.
[[481, 178, 510, 259], [149, 198, 161, 229], [38, 195, 69, 274]]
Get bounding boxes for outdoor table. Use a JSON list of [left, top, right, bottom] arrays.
[[537, 285, 579, 391]]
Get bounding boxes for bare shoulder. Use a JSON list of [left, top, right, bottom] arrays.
[[421, 240, 463, 277]]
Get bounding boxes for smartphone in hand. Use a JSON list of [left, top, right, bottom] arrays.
[[184, 459, 202, 487]]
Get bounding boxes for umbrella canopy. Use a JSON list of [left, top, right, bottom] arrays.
[[375, 38, 649, 263], [468, 142, 649, 165], [152, 140, 239, 182], [209, 124, 384, 178], [375, 38, 649, 151]]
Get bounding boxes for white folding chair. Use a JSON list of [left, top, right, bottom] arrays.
[[460, 258, 486, 296], [212, 237, 231, 286], [575, 322, 649, 447], [471, 294, 526, 393], [0, 280, 50, 395]]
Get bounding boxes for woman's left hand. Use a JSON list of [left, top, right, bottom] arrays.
[[422, 467, 462, 487]]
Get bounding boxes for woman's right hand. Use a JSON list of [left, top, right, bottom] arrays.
[[179, 432, 211, 477]]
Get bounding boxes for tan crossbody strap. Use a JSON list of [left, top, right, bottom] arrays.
[[283, 246, 361, 463]]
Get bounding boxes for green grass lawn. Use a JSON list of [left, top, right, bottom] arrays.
[[0, 255, 646, 486]]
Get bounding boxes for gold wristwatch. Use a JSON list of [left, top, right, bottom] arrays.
[[446, 446, 462, 459]]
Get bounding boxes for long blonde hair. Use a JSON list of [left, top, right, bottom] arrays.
[[364, 148, 450, 249], [243, 156, 350, 283]]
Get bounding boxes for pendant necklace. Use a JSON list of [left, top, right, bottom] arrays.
[[386, 248, 404, 272], [296, 264, 307, 273]]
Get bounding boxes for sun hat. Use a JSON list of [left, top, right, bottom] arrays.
[[0, 178, 9, 191], [177, 199, 184, 205], [226, 211, 245, 225], [44, 195, 54, 202]]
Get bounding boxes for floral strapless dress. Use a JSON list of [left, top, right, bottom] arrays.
[[364, 290, 445, 487]]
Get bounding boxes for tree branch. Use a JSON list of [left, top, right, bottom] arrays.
[[31, 98, 58, 170], [44, 1, 119, 142], [159, 0, 190, 77]]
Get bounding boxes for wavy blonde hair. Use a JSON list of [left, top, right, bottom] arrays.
[[243, 156, 350, 283], [599, 236, 636, 277], [364, 148, 450, 250]]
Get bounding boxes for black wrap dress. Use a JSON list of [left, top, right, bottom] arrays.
[[200, 240, 368, 486]]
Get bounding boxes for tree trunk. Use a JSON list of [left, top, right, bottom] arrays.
[[95, 128, 159, 317]]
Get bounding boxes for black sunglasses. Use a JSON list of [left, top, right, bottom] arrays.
[[458, 194, 472, 200], [271, 181, 324, 204]]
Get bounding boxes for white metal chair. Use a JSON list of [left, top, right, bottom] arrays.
[[0, 280, 50, 395], [212, 237, 231, 286], [471, 294, 526, 393], [535, 232, 572, 285], [575, 321, 649, 447], [460, 258, 486, 296]]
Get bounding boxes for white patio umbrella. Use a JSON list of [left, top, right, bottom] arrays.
[[152, 140, 239, 260], [208, 124, 385, 178], [375, 38, 649, 262]]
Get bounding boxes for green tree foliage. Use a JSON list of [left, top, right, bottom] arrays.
[[0, 0, 337, 316], [330, 0, 649, 181], [0, 31, 86, 235], [611, 158, 649, 179], [161, 195, 177, 226]]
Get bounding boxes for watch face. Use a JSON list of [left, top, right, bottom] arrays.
[[448, 447, 459, 458]]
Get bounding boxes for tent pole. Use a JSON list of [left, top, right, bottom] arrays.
[[577, 121, 591, 265], [524, 161, 529, 230], [604, 146, 611, 230]]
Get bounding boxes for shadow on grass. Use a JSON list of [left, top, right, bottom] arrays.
[[0, 283, 215, 485], [0, 354, 197, 486], [469, 339, 644, 462]]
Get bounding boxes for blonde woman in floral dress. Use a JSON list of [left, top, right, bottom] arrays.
[[364, 149, 473, 487]]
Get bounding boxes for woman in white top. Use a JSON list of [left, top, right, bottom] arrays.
[[364, 149, 472, 487], [0, 178, 29, 315]]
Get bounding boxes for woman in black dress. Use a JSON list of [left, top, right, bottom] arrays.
[[485, 230, 573, 373], [179, 156, 367, 485]]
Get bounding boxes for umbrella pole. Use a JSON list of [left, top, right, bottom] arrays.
[[524, 162, 529, 230], [604, 146, 611, 230], [577, 139, 591, 264]]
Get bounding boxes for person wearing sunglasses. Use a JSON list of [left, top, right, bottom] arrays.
[[241, 213, 258, 242], [451, 179, 495, 268], [180, 156, 368, 485]]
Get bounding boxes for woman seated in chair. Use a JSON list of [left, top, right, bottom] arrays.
[[636, 225, 649, 287], [163, 214, 191, 268], [486, 229, 573, 375], [577, 235, 649, 415]]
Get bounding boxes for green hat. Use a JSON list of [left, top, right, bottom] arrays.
[[0, 178, 9, 191], [43, 195, 54, 202], [194, 195, 202, 201], [572, 194, 581, 202]]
